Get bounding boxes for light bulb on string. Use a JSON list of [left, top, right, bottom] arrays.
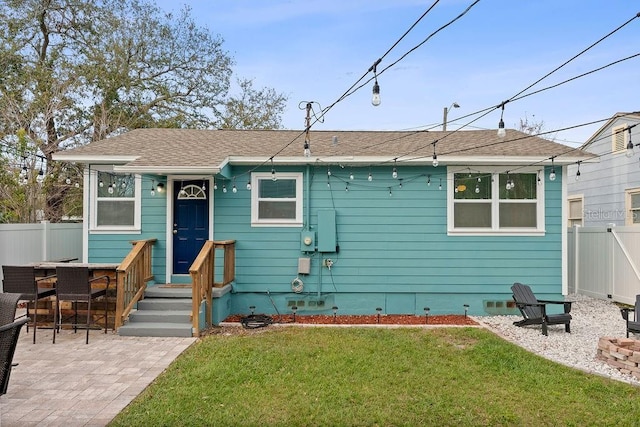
[[497, 102, 507, 139], [213, 179, 218, 190], [427, 175, 431, 186], [438, 178, 442, 191], [66, 177, 72, 185], [549, 158, 556, 181], [222, 184, 227, 193], [475, 184, 480, 194], [349, 171, 354, 180], [327, 166, 331, 177], [107, 184, 114, 194], [432, 142, 438, 167], [202, 180, 206, 191], [303, 140, 311, 157], [246, 180, 252, 190], [392, 160, 398, 179], [399, 179, 403, 189], [575, 161, 581, 181], [271, 158, 277, 181], [98, 179, 104, 187], [388, 187, 392, 197], [345, 183, 349, 192], [370, 59, 381, 106], [232, 185, 237, 193], [626, 128, 634, 158], [371, 79, 381, 106], [368, 172, 373, 182]]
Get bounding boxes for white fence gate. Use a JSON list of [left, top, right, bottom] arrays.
[[568, 226, 640, 305], [0, 222, 83, 284]]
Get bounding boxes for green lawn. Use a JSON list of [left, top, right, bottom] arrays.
[[109, 327, 640, 426]]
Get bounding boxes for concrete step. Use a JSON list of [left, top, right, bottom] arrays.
[[128, 309, 192, 323], [118, 322, 193, 337], [145, 286, 192, 299], [137, 298, 192, 311]]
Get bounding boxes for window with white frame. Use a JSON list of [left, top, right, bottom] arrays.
[[251, 172, 303, 227], [626, 188, 640, 225], [91, 170, 141, 231], [567, 195, 583, 227], [448, 168, 544, 235]]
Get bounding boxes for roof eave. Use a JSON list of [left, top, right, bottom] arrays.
[[51, 154, 139, 164], [113, 165, 221, 175]]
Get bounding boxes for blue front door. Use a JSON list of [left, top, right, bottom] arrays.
[[173, 180, 209, 274]]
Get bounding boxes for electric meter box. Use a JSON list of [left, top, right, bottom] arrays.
[[300, 230, 316, 252]]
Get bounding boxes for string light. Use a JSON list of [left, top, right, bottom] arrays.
[[626, 128, 634, 158], [388, 187, 392, 197], [497, 102, 507, 138], [271, 158, 277, 181], [213, 179, 218, 190], [222, 184, 227, 193], [432, 142, 438, 167], [327, 166, 331, 177], [427, 175, 431, 186], [232, 177, 237, 193], [246, 180, 252, 190], [368, 171, 373, 182], [392, 159, 398, 179], [549, 157, 557, 181], [370, 59, 381, 106], [345, 183, 349, 192], [202, 180, 206, 191], [349, 170, 354, 180], [438, 178, 442, 190], [575, 161, 581, 181]]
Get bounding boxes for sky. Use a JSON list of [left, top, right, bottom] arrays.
[[153, 0, 639, 147]]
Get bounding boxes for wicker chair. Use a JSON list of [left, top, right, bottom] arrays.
[[2, 265, 56, 343], [0, 293, 28, 396], [52, 266, 111, 344], [0, 293, 21, 327]]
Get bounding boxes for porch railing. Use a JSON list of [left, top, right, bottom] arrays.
[[189, 239, 236, 335], [115, 238, 157, 329]]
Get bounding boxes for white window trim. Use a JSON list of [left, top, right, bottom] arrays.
[[447, 167, 545, 236], [251, 172, 303, 227], [625, 187, 640, 226], [89, 167, 141, 234]]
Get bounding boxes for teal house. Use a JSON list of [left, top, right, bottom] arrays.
[[53, 128, 593, 327]]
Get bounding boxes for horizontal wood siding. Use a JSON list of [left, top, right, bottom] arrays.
[[214, 165, 563, 315], [88, 175, 167, 283]]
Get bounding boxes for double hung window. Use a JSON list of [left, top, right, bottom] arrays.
[[251, 172, 303, 227], [448, 168, 544, 235]]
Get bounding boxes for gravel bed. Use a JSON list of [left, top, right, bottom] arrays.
[[473, 293, 640, 386]]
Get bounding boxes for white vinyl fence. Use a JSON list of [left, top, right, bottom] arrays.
[[568, 226, 640, 305], [0, 222, 82, 285]]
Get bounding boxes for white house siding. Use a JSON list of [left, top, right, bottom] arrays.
[[567, 115, 640, 226]]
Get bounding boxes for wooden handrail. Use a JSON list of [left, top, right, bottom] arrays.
[[189, 240, 235, 335], [115, 238, 157, 329]]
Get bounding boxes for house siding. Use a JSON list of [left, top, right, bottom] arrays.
[[85, 166, 563, 316], [567, 115, 640, 226], [88, 175, 168, 283], [212, 164, 563, 316]]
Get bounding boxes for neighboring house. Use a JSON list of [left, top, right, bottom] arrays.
[[53, 128, 592, 319], [567, 112, 640, 227]]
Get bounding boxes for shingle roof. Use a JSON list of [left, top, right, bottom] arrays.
[[53, 128, 594, 171]]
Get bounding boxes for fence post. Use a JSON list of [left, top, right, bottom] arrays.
[[41, 220, 50, 261]]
